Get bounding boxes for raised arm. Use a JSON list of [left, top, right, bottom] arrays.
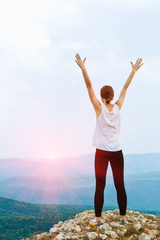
[[75, 54, 101, 115], [115, 58, 144, 110]]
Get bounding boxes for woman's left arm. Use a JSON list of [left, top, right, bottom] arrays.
[[115, 58, 144, 110]]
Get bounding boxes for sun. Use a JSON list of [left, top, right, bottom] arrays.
[[49, 154, 56, 159]]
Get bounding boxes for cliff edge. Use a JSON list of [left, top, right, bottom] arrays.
[[25, 209, 160, 240]]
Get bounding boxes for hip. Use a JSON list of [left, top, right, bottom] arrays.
[[95, 147, 124, 161]]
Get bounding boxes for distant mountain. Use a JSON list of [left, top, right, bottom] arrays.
[[0, 152, 160, 180], [0, 154, 94, 180], [0, 173, 160, 211], [0, 153, 160, 211], [124, 152, 160, 175]]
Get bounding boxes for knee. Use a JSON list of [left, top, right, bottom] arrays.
[[114, 183, 126, 193], [96, 179, 106, 191]]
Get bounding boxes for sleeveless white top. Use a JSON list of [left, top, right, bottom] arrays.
[[92, 103, 122, 151]]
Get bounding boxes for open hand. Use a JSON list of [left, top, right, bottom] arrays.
[[130, 58, 144, 73], [75, 53, 86, 70]]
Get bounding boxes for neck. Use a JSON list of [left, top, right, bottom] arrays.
[[104, 102, 113, 105]]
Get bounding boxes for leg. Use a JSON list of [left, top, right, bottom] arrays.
[[110, 150, 127, 218], [94, 149, 109, 219]]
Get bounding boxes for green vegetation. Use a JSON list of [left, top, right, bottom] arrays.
[[0, 215, 55, 240], [0, 197, 92, 240], [0, 197, 92, 217]]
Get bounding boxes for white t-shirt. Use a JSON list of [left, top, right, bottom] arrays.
[[92, 103, 122, 151]]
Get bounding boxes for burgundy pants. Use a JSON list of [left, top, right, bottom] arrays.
[[94, 148, 127, 217]]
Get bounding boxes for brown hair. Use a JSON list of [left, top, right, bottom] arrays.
[[100, 85, 114, 104]]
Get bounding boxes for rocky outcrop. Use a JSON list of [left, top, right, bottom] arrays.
[[27, 209, 160, 240]]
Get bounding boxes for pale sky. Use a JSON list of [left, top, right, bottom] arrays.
[[0, 0, 160, 159]]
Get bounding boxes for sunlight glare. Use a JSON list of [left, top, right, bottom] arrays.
[[49, 154, 56, 159]]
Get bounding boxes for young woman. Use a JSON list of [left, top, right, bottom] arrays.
[[75, 54, 143, 226]]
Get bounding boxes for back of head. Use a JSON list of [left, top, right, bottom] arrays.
[[100, 85, 114, 104]]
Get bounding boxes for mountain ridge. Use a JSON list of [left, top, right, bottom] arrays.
[[0, 173, 160, 211], [0, 152, 160, 180]]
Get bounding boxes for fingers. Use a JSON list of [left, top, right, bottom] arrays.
[[137, 58, 143, 64], [139, 63, 144, 67], [130, 61, 133, 67], [130, 57, 144, 72], [135, 58, 143, 68], [75, 59, 81, 68], [83, 57, 87, 63], [138, 58, 143, 63], [136, 58, 140, 64], [75, 53, 81, 61], [75, 53, 87, 70], [138, 58, 143, 67]]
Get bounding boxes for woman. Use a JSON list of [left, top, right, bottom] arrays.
[[75, 54, 143, 226]]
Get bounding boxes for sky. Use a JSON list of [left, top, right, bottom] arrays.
[[0, 0, 160, 159]]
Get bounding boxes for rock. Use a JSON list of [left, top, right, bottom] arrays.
[[49, 227, 60, 233], [105, 230, 119, 239], [141, 218, 147, 224], [86, 232, 98, 239], [99, 234, 108, 239], [134, 211, 141, 215], [149, 224, 157, 229], [85, 226, 92, 230], [36, 233, 48, 240], [139, 233, 153, 240], [26, 209, 160, 240], [62, 226, 70, 232], [148, 219, 154, 224], [98, 223, 112, 231], [145, 222, 157, 229], [128, 234, 139, 240], [57, 221, 63, 226], [110, 221, 122, 227], [133, 223, 142, 231], [143, 228, 159, 237], [149, 229, 159, 235], [113, 209, 119, 213], [65, 232, 76, 239], [74, 225, 81, 232], [55, 233, 65, 240], [105, 212, 114, 219], [67, 219, 75, 224], [143, 228, 150, 234], [146, 214, 158, 220], [116, 228, 127, 237]]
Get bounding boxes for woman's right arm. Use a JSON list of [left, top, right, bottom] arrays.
[[115, 58, 144, 110], [75, 54, 101, 115]]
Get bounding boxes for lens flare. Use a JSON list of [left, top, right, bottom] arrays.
[[49, 154, 56, 159]]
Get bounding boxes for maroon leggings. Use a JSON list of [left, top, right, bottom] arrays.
[[94, 148, 127, 217]]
